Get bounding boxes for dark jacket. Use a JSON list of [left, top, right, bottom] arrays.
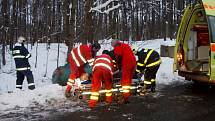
[[12, 43, 31, 71], [136, 48, 161, 72]]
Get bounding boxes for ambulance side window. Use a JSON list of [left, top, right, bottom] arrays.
[[208, 16, 215, 43]]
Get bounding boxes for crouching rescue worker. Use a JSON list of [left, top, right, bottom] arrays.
[[12, 36, 35, 90], [132, 46, 161, 95], [65, 43, 101, 98], [89, 50, 114, 109], [111, 39, 136, 104]]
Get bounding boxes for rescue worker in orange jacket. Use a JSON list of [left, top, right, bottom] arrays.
[[132, 46, 161, 94], [89, 50, 114, 109], [65, 43, 101, 98], [111, 39, 136, 103]]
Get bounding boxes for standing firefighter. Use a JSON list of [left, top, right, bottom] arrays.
[[12, 36, 35, 90], [89, 50, 114, 109], [132, 46, 161, 94], [111, 39, 136, 104], [65, 43, 101, 98]]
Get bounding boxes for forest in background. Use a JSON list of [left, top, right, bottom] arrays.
[[0, 0, 199, 66]]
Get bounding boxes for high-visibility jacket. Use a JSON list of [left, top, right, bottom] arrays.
[[113, 42, 136, 70], [92, 54, 114, 74], [90, 54, 114, 106], [136, 48, 161, 73], [12, 43, 31, 71], [70, 44, 94, 67], [113, 42, 136, 99]]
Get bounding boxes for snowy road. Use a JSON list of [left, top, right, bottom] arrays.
[[45, 82, 215, 121]]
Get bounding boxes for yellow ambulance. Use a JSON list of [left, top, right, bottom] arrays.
[[173, 0, 215, 83]]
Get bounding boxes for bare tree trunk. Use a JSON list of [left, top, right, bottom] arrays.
[[121, 1, 128, 41], [63, 0, 71, 51], [162, 0, 167, 41], [57, 1, 62, 64], [10, 0, 18, 50], [32, 0, 39, 44], [2, 0, 9, 65], [166, 0, 174, 40], [82, 0, 94, 44]]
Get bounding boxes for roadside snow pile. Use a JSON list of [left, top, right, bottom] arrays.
[[0, 84, 65, 111], [0, 85, 80, 121]]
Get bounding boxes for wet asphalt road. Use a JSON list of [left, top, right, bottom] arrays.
[[46, 82, 215, 121]]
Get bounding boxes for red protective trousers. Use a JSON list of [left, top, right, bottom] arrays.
[[89, 68, 113, 108], [66, 57, 85, 92], [114, 42, 136, 101], [121, 65, 136, 100]]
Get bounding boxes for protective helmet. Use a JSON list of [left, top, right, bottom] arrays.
[[131, 44, 139, 54], [92, 42, 101, 50], [18, 36, 26, 43], [102, 50, 110, 55]]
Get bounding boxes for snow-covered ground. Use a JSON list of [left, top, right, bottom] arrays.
[[0, 39, 185, 120]]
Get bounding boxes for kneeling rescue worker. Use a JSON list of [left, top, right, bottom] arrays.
[[89, 50, 114, 109], [132, 45, 161, 94], [65, 43, 101, 98]]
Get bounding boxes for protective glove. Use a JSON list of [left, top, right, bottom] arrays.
[[75, 78, 81, 88]]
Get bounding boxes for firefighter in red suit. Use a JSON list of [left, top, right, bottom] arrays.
[[88, 50, 114, 109], [111, 39, 136, 103], [65, 43, 101, 98]]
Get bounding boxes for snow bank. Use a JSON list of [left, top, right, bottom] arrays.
[[0, 84, 64, 111]]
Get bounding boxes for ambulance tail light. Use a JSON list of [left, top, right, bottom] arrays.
[[177, 46, 184, 66], [177, 52, 183, 64]]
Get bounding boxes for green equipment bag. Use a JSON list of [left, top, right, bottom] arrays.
[[52, 63, 92, 86], [52, 63, 71, 86]]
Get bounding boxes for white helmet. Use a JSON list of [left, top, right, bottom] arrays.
[[131, 44, 139, 54], [18, 36, 26, 43]]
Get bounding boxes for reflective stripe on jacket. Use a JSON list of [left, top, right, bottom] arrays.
[[136, 48, 161, 73], [12, 43, 31, 70], [70, 45, 93, 67], [92, 54, 114, 74]]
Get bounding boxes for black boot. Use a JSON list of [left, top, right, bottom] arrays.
[[29, 85, 35, 90], [151, 87, 156, 93]]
